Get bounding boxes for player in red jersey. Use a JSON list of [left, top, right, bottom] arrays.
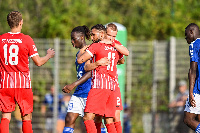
[[82, 23, 129, 133], [105, 23, 129, 133], [0, 11, 55, 133], [77, 24, 128, 133]]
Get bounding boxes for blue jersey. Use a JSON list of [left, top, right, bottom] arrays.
[[73, 51, 92, 98], [189, 38, 200, 94]]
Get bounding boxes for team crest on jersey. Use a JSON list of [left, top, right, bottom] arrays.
[[104, 46, 116, 51], [68, 103, 73, 110]]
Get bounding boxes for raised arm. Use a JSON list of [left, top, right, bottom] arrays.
[[32, 48, 55, 66]]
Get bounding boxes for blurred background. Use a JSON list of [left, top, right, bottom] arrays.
[[1, 0, 200, 133]]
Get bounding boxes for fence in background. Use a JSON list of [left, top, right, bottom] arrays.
[[8, 37, 190, 133]]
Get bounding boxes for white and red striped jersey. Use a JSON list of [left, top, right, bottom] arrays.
[[86, 42, 122, 90], [0, 32, 38, 88]]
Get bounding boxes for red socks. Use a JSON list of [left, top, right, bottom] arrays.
[[22, 120, 33, 133], [84, 120, 97, 133], [114, 121, 122, 133], [106, 122, 117, 133], [95, 122, 102, 133], [1, 118, 10, 133]]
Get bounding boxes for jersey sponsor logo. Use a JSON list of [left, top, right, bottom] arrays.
[[104, 46, 116, 51], [2, 39, 22, 43]]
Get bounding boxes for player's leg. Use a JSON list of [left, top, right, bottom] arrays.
[[104, 90, 117, 133], [94, 115, 103, 133], [63, 112, 79, 133], [16, 88, 33, 133], [114, 110, 122, 133], [83, 112, 97, 133], [184, 111, 199, 131], [1, 112, 12, 133], [114, 87, 123, 133], [0, 87, 16, 133], [21, 113, 33, 133]]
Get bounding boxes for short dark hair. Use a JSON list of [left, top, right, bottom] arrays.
[[71, 25, 90, 40], [7, 11, 22, 29], [185, 23, 199, 31], [91, 24, 106, 32]]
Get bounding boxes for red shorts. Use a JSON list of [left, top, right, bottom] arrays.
[[0, 88, 33, 116], [84, 88, 115, 117], [115, 86, 123, 110]]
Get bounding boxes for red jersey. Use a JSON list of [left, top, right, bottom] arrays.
[[0, 32, 38, 88], [86, 42, 121, 90], [114, 39, 123, 60]]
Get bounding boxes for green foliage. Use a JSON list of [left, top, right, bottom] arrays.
[[1, 0, 200, 40]]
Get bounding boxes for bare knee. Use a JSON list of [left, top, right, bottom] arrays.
[[22, 113, 32, 120], [83, 113, 95, 121], [2, 112, 12, 121]]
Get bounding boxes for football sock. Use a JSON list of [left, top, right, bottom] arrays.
[[0, 122, 1, 133], [106, 122, 117, 133], [1, 118, 10, 133], [63, 127, 74, 133], [195, 123, 200, 133], [95, 122, 101, 133], [84, 120, 97, 133], [114, 121, 122, 133], [22, 120, 33, 133], [101, 128, 106, 133]]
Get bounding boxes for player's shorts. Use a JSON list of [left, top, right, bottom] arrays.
[[84, 88, 115, 117], [0, 88, 33, 116], [67, 95, 87, 117], [184, 93, 200, 114], [115, 86, 123, 110]]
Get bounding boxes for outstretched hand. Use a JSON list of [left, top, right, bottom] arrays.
[[47, 48, 55, 58], [62, 83, 76, 93]]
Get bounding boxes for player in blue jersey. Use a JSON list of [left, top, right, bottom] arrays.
[[62, 25, 110, 133], [183, 23, 200, 132]]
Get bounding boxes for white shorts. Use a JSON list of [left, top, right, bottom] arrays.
[[184, 93, 200, 114], [67, 95, 87, 117]]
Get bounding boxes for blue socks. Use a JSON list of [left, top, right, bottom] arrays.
[[196, 124, 200, 133], [101, 128, 106, 133], [63, 127, 74, 133]]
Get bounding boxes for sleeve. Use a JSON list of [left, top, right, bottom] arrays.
[[115, 40, 124, 59], [190, 42, 199, 62], [86, 43, 98, 57], [26, 35, 39, 58]]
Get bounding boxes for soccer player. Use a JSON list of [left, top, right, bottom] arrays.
[[62, 25, 110, 133], [105, 23, 129, 133], [183, 23, 200, 132], [83, 23, 129, 133], [0, 11, 55, 133], [77, 24, 128, 133]]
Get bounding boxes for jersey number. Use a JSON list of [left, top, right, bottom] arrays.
[[3, 44, 19, 65], [107, 52, 115, 71]]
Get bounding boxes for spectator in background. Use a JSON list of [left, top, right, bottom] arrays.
[[41, 85, 71, 133], [168, 80, 190, 133]]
